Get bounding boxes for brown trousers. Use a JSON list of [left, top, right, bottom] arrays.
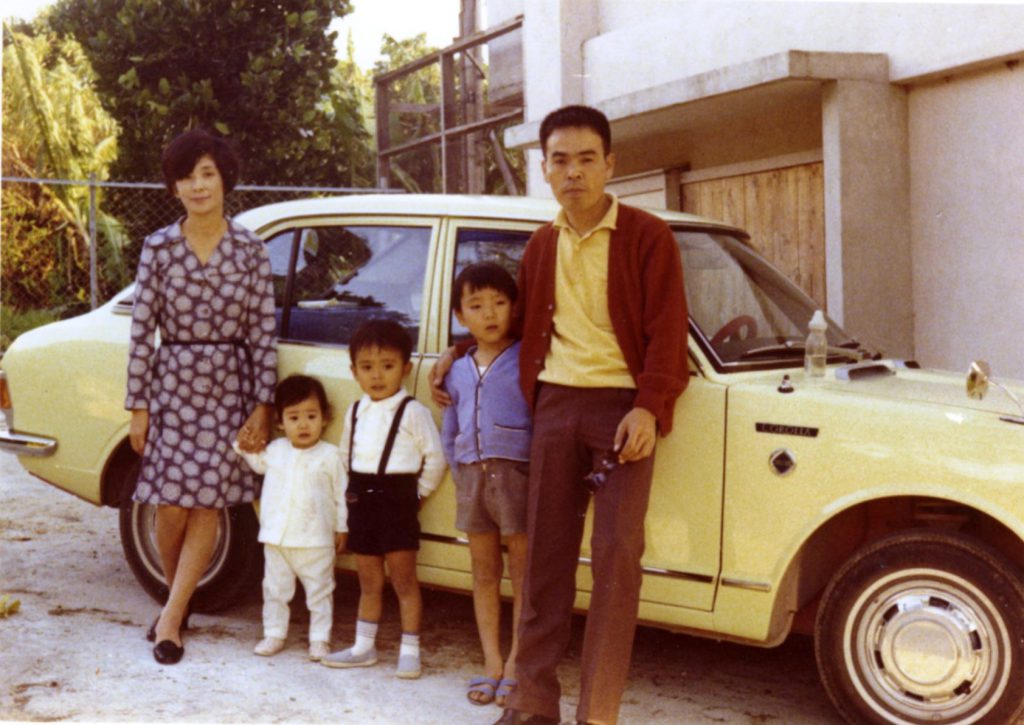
[[507, 384, 655, 725]]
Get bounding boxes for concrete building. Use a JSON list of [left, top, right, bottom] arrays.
[[486, 0, 1024, 378]]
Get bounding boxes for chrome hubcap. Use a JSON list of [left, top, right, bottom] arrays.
[[845, 569, 1010, 724], [133, 503, 230, 589]]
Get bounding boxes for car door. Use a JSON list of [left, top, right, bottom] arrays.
[[420, 218, 726, 615], [411, 218, 542, 591], [260, 214, 441, 451]]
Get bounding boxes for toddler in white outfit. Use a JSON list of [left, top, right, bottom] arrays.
[[235, 374, 347, 661]]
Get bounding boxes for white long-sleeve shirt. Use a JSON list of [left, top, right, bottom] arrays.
[[340, 391, 447, 499], [235, 439, 346, 547]]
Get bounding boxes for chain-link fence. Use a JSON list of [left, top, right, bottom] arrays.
[[0, 177, 397, 353]]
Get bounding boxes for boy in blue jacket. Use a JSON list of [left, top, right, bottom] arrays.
[[442, 262, 531, 707]]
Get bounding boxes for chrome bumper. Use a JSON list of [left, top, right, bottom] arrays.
[[0, 422, 57, 457], [0, 369, 57, 456]]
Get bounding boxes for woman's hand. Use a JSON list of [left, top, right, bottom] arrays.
[[129, 409, 150, 455], [334, 532, 348, 554], [237, 404, 273, 452]]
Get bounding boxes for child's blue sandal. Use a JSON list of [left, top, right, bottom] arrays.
[[467, 675, 499, 705], [495, 678, 517, 706]]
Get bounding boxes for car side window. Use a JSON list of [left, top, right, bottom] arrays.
[[264, 230, 297, 332], [451, 228, 532, 343], [275, 225, 432, 347]]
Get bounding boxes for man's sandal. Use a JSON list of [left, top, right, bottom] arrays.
[[467, 675, 499, 705], [495, 678, 518, 707]]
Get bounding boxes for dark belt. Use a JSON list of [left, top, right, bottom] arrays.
[[161, 338, 254, 399]]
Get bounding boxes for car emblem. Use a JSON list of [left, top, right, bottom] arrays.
[[769, 448, 796, 476]]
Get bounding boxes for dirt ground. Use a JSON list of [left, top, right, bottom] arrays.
[[0, 450, 841, 724]]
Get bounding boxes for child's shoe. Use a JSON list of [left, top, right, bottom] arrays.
[[396, 652, 421, 679], [253, 637, 286, 656], [308, 641, 330, 661], [321, 646, 378, 668]]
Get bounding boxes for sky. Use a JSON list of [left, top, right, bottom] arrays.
[[3, 0, 462, 69]]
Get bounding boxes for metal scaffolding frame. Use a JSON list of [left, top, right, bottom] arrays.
[[373, 15, 523, 195]]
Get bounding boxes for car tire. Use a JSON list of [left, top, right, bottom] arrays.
[[116, 459, 263, 613], [814, 531, 1024, 725]]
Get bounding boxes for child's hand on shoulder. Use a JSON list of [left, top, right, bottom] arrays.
[[334, 532, 348, 554]]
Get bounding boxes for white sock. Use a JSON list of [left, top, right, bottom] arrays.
[[351, 619, 378, 655], [399, 632, 420, 658]]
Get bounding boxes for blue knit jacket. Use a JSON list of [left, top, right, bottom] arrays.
[[441, 341, 532, 466]]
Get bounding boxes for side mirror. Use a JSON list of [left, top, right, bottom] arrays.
[[966, 360, 991, 400], [966, 360, 1024, 425]]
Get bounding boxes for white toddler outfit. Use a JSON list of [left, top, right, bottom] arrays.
[[236, 438, 346, 644]]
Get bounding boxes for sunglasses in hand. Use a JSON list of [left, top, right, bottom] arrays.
[[582, 450, 620, 493]]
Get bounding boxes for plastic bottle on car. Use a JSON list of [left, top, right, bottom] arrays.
[[805, 310, 828, 379]]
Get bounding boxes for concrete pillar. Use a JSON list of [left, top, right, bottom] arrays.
[[822, 79, 914, 358], [522, 0, 600, 196]]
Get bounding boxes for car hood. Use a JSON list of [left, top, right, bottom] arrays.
[[813, 361, 1024, 417]]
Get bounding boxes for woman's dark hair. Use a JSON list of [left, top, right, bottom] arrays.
[[539, 104, 612, 157], [273, 375, 331, 422], [451, 262, 518, 312], [349, 319, 413, 363], [161, 129, 240, 195]]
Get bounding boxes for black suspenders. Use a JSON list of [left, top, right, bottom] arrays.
[[347, 396, 415, 475]]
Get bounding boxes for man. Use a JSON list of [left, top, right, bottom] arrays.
[[437, 104, 689, 724]]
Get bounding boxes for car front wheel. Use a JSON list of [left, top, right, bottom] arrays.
[[815, 531, 1024, 725], [116, 461, 262, 613]]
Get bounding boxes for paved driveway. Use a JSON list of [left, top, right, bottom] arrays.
[[0, 451, 840, 723]]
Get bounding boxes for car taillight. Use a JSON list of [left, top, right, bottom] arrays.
[[0, 372, 11, 410]]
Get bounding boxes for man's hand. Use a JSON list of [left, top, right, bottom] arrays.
[[334, 532, 348, 554], [129, 409, 149, 455], [429, 346, 456, 407], [237, 404, 273, 452], [613, 407, 657, 463]]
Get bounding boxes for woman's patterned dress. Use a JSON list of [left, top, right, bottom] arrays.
[[125, 218, 278, 508]]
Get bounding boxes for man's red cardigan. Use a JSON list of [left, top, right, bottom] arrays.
[[514, 203, 690, 435]]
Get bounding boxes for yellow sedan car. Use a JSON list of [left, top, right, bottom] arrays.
[[3, 194, 1023, 725]]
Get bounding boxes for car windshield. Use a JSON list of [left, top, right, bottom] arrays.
[[677, 227, 863, 367]]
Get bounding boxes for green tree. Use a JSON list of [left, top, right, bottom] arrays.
[[47, 0, 362, 186], [330, 31, 375, 188], [1, 24, 127, 347]]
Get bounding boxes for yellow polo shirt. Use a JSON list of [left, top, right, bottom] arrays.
[[538, 195, 636, 390]]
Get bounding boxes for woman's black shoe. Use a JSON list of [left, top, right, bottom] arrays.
[[146, 607, 191, 642], [153, 639, 185, 665]]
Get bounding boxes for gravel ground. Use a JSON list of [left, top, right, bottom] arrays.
[[0, 450, 841, 724]]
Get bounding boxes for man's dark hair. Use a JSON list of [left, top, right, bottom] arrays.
[[451, 262, 518, 312], [274, 374, 331, 422], [349, 319, 413, 363], [539, 104, 612, 157], [161, 128, 241, 195]]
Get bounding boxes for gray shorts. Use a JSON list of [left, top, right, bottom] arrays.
[[453, 459, 529, 535]]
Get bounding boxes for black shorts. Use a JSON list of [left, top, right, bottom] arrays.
[[346, 471, 420, 555]]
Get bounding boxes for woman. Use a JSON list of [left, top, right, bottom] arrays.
[[125, 129, 277, 664]]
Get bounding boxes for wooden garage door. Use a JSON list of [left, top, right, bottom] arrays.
[[681, 162, 826, 309]]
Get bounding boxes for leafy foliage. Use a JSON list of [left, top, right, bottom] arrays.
[[47, 0, 370, 187], [0, 595, 21, 618], [1, 24, 128, 345]]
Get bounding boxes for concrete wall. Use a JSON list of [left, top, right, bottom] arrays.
[[908, 63, 1024, 378], [584, 1, 1024, 103]]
